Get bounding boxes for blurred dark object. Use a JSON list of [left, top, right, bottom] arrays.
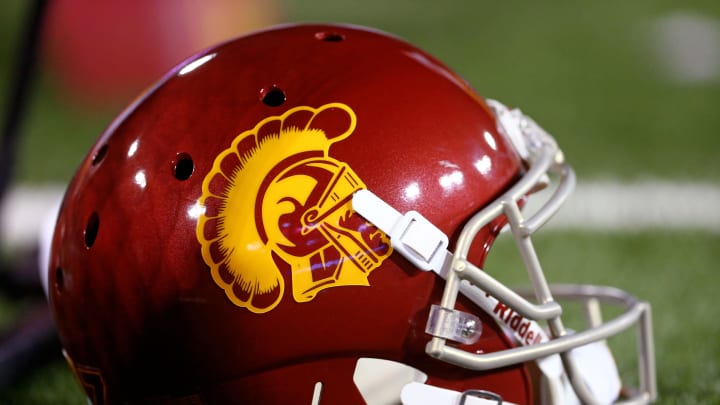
[[0, 0, 60, 393], [1, 0, 47, 203], [0, 303, 59, 392], [0, 247, 46, 299]]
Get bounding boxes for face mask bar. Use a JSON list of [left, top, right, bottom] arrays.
[[352, 100, 656, 404]]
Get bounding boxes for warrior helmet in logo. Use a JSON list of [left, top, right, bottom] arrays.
[[196, 103, 392, 313]]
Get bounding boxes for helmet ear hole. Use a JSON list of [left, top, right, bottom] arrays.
[[91, 144, 108, 166], [54, 267, 65, 293], [84, 212, 100, 248], [260, 86, 286, 107], [173, 153, 194, 180], [314, 31, 345, 42]]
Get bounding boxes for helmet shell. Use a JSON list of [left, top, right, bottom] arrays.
[[49, 24, 528, 403]]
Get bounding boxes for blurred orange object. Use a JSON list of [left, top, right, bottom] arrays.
[[42, 0, 280, 104]]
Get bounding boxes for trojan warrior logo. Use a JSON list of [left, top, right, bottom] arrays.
[[196, 103, 392, 313]]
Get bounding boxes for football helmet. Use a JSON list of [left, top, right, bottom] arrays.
[[48, 24, 656, 404]]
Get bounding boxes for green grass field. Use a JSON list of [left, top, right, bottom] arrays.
[[0, 0, 718, 403]]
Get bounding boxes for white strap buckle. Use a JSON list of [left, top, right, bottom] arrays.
[[353, 189, 448, 272]]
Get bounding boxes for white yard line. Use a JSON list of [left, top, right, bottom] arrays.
[[534, 180, 720, 233], [1, 180, 718, 249]]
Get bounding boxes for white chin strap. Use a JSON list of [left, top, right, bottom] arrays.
[[349, 345, 620, 405], [401, 382, 514, 405], [351, 357, 516, 405], [537, 339, 621, 405]]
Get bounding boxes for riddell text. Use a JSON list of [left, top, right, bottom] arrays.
[[492, 300, 543, 346]]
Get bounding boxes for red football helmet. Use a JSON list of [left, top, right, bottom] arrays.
[[48, 24, 656, 404]]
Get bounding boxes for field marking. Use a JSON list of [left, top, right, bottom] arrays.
[[531, 180, 720, 233], [1, 181, 718, 249]]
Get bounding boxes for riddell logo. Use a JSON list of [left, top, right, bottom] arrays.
[[490, 294, 543, 346], [196, 103, 392, 313]]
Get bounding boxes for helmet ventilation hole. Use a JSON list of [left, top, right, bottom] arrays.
[[314, 31, 345, 42], [260, 86, 286, 107], [91, 144, 108, 166], [55, 267, 64, 293], [173, 153, 194, 180], [84, 212, 99, 248]]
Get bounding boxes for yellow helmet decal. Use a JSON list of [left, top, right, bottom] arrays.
[[196, 103, 392, 313]]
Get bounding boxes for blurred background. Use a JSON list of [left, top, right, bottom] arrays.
[[0, 0, 718, 403]]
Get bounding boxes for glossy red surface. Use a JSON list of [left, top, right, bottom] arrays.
[[49, 24, 529, 403]]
